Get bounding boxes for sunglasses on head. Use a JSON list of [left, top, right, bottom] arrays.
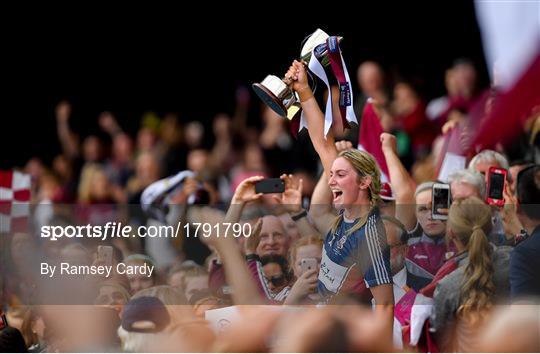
[[266, 274, 287, 287]]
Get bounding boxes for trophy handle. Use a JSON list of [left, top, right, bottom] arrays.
[[282, 60, 310, 85]]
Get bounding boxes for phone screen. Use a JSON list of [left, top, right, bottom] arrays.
[[489, 173, 505, 200], [433, 187, 449, 214]]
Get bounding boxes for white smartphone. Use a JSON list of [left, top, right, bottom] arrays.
[[300, 258, 318, 274], [432, 183, 450, 220]]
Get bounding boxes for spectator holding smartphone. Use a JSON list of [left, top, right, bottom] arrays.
[[284, 236, 322, 305], [431, 197, 511, 352]]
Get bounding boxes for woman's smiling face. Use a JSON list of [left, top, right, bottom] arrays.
[[328, 157, 363, 209]]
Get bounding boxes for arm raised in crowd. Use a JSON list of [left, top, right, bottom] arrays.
[[205, 176, 266, 305], [286, 60, 337, 175], [380, 132, 417, 231], [55, 100, 80, 159], [273, 174, 320, 238], [98, 111, 123, 137]]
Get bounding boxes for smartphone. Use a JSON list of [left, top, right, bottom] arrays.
[[254, 178, 285, 194], [486, 167, 507, 207], [300, 258, 318, 274], [432, 183, 450, 220], [97, 245, 113, 266]]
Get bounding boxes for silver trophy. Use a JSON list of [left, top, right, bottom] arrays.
[[252, 29, 342, 120]]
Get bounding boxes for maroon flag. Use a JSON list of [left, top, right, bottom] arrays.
[[473, 1, 540, 149], [357, 100, 390, 182]]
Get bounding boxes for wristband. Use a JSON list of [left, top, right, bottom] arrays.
[[245, 254, 260, 262], [291, 209, 308, 221]]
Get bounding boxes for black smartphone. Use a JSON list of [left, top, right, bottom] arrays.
[[432, 183, 450, 220], [255, 178, 285, 194]]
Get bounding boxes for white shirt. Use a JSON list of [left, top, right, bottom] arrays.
[[393, 267, 408, 303]]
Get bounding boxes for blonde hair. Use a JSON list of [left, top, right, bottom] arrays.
[[288, 235, 323, 270], [167, 262, 208, 291], [448, 197, 494, 323], [330, 150, 382, 236], [77, 163, 107, 203]]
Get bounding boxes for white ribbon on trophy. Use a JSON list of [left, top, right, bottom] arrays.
[[299, 38, 358, 138], [299, 51, 334, 137]]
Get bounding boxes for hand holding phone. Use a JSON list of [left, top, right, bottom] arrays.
[[486, 167, 507, 207], [255, 178, 285, 194], [300, 258, 318, 275], [432, 183, 450, 220]]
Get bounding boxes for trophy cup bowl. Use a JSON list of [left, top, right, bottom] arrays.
[[252, 75, 296, 118], [252, 29, 342, 119]]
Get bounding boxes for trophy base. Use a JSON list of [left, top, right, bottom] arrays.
[[252, 83, 287, 117]]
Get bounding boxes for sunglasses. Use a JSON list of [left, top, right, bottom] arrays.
[[266, 274, 287, 287]]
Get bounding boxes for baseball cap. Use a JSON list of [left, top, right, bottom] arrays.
[[121, 296, 170, 333]]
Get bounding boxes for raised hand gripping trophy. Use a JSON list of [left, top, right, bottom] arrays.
[[252, 29, 357, 136]]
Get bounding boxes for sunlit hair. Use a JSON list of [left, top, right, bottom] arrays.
[[468, 149, 510, 171], [330, 150, 381, 236], [78, 163, 107, 202], [167, 261, 207, 288], [288, 235, 323, 275], [414, 181, 435, 198], [124, 254, 157, 279], [448, 197, 494, 324], [449, 169, 486, 198]]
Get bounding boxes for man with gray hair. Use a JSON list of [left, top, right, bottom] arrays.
[[449, 168, 520, 246], [468, 149, 510, 181], [448, 169, 486, 200]]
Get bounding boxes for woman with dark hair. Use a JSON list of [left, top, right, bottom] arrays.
[[260, 255, 291, 298]]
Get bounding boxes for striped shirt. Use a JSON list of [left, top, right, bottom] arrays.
[[318, 207, 392, 299]]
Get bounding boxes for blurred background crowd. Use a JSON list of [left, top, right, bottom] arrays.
[[1, 3, 540, 353]]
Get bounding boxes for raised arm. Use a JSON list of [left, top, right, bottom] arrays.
[[273, 174, 320, 238], [206, 176, 267, 305], [55, 101, 80, 159], [286, 60, 337, 175], [380, 133, 417, 231]]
